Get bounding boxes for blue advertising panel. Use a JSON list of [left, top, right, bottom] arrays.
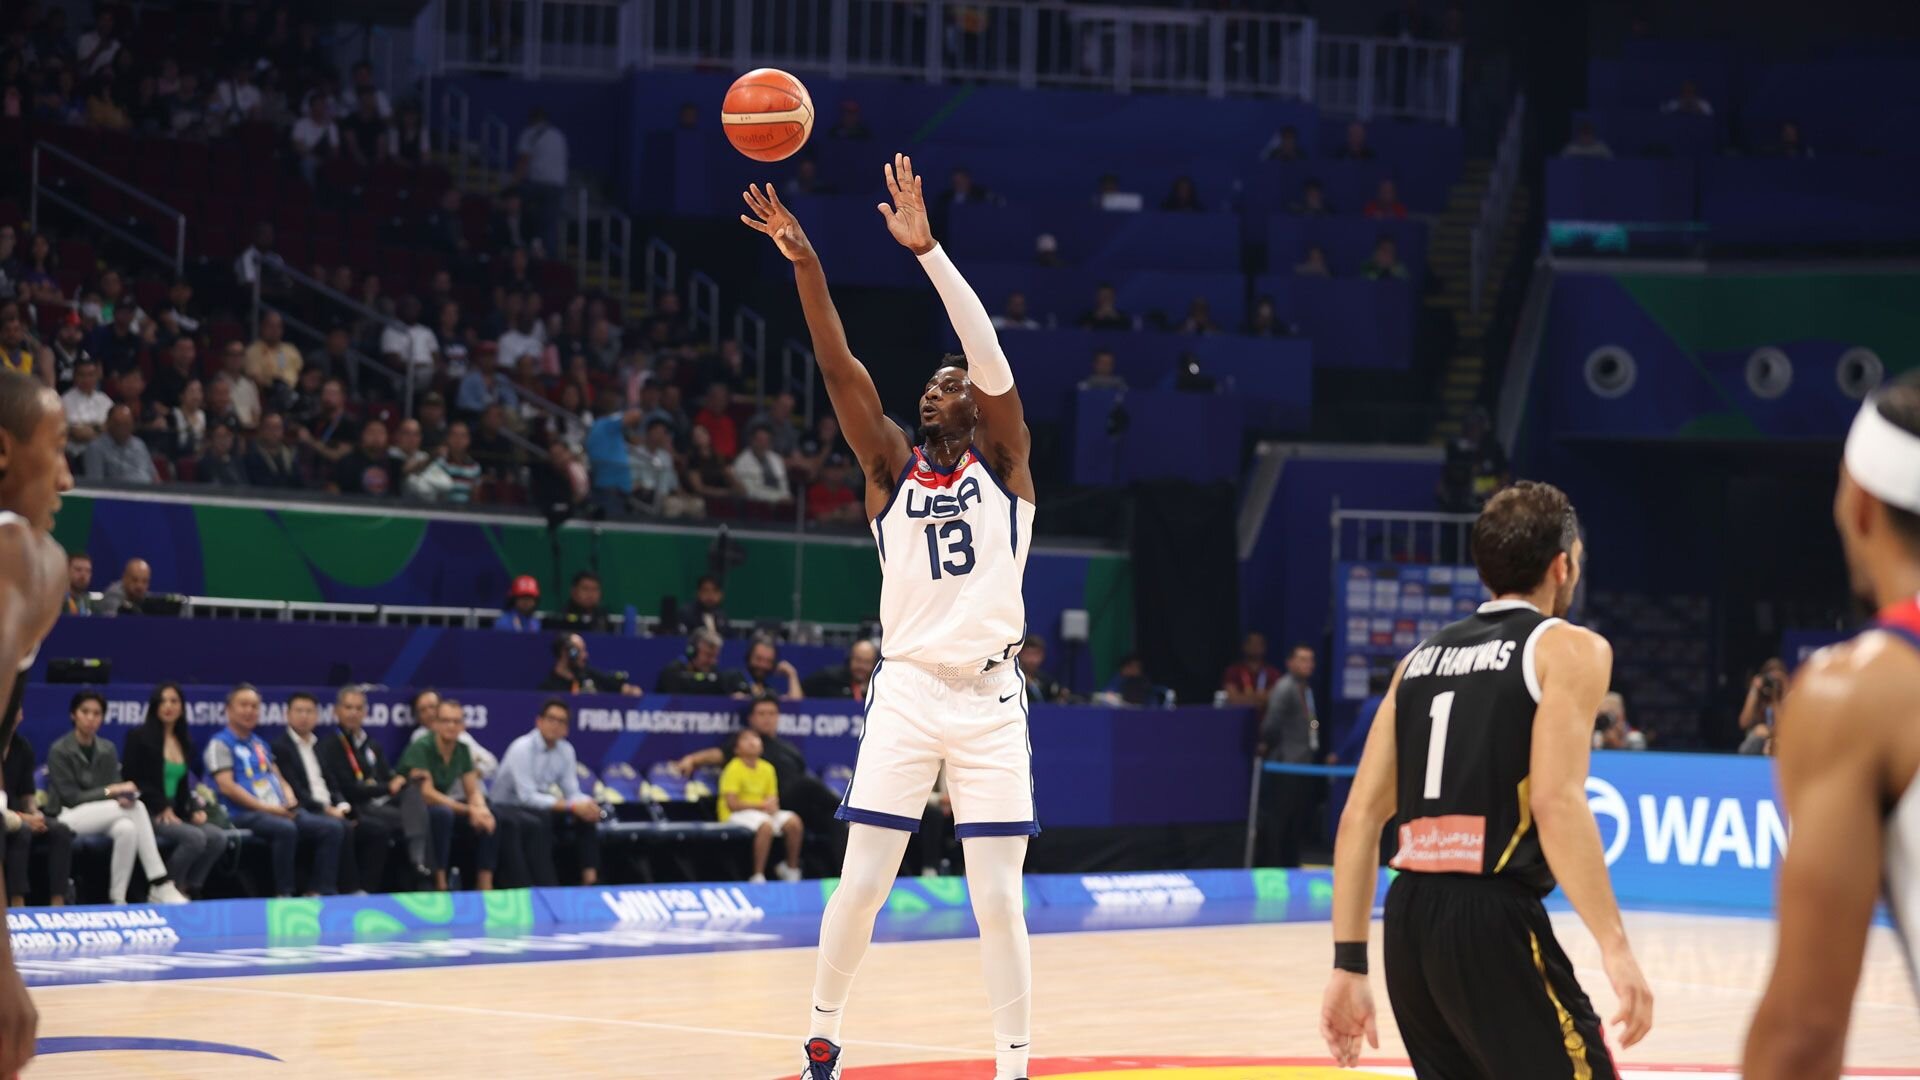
[[1334, 562, 1487, 702], [1584, 751, 1783, 912]]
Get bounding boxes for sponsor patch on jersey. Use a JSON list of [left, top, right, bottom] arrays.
[[1389, 814, 1487, 873]]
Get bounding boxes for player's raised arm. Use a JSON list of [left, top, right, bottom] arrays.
[[1743, 645, 1894, 1080], [740, 184, 910, 488], [1529, 624, 1654, 1048], [877, 154, 1033, 501], [1318, 655, 1402, 1067]]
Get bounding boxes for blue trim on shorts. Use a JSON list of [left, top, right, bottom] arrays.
[[955, 820, 1041, 839], [836, 805, 922, 832], [840, 659, 882, 814]]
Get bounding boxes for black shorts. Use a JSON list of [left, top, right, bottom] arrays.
[[1383, 871, 1616, 1080]]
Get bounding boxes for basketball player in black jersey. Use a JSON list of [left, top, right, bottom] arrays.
[[1320, 481, 1653, 1077]]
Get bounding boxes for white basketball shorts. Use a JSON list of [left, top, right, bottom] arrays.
[[835, 658, 1038, 839]]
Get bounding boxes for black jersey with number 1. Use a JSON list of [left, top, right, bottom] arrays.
[[1389, 599, 1564, 895]]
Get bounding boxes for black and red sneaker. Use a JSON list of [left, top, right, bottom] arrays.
[[801, 1036, 841, 1080]]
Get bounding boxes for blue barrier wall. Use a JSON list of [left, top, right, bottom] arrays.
[[18, 685, 1258, 831], [1585, 750, 1782, 912]]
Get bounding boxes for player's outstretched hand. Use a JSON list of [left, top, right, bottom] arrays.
[[1603, 945, 1655, 1048], [740, 184, 815, 264], [1318, 970, 1379, 1069], [876, 152, 935, 256]]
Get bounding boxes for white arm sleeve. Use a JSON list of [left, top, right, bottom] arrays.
[[916, 244, 1014, 396]]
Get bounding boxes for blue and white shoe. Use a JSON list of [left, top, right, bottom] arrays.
[[801, 1036, 842, 1080]]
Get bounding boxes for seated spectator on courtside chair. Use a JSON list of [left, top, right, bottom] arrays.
[[496, 575, 543, 632], [396, 700, 502, 891], [322, 685, 433, 885], [208, 685, 346, 897], [718, 728, 804, 884], [81, 405, 157, 485], [1221, 632, 1283, 707], [540, 632, 641, 695], [678, 575, 730, 636], [489, 699, 602, 887], [47, 691, 189, 905], [122, 683, 227, 899], [96, 557, 151, 617], [273, 692, 397, 894], [1018, 634, 1071, 705], [405, 689, 501, 779], [741, 637, 805, 701], [656, 628, 748, 696], [557, 570, 611, 633], [65, 551, 93, 615], [803, 639, 878, 701], [3, 719, 73, 906], [673, 696, 842, 868]]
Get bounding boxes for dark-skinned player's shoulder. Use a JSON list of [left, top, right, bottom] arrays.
[[1781, 635, 1918, 766]]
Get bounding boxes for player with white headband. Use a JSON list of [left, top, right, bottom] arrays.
[[1746, 371, 1920, 1078]]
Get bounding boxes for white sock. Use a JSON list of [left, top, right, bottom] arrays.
[[965, 836, 1032, 1080], [809, 825, 909, 1044]]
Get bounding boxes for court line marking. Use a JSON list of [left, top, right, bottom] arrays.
[[79, 978, 986, 1058]]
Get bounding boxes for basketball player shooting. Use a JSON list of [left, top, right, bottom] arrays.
[[0, 368, 77, 1076], [1318, 482, 1653, 1077], [740, 155, 1038, 1080], [1745, 373, 1920, 1078]]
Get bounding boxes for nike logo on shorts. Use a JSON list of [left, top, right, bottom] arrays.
[[998, 691, 1019, 703]]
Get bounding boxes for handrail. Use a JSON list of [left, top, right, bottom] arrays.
[[781, 339, 817, 427], [31, 142, 187, 277], [734, 305, 767, 402], [437, 85, 472, 186], [644, 237, 677, 308], [688, 270, 720, 349]]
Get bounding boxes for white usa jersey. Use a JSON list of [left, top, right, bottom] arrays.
[[1872, 603, 1920, 997], [871, 445, 1032, 668]]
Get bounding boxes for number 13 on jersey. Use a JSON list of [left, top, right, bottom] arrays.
[[924, 521, 975, 579]]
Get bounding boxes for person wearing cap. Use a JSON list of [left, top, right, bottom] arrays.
[[495, 576, 543, 632]]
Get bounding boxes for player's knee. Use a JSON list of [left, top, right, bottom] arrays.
[[834, 867, 893, 915], [969, 881, 1021, 934]]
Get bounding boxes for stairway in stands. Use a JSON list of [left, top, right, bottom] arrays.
[[1423, 158, 1532, 440]]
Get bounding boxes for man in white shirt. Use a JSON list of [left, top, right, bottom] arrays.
[[272, 693, 396, 895], [234, 223, 288, 295], [379, 295, 439, 389], [215, 345, 262, 430], [75, 11, 122, 77], [514, 108, 569, 258], [290, 96, 340, 188], [733, 424, 791, 504], [61, 359, 113, 453], [211, 62, 263, 128], [489, 700, 602, 887], [497, 310, 544, 371]]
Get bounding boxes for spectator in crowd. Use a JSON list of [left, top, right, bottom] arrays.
[[1436, 406, 1509, 512], [693, 383, 740, 460], [338, 61, 393, 119], [1034, 232, 1062, 267], [96, 558, 151, 617], [156, 278, 202, 344], [416, 421, 482, 503], [633, 418, 697, 517], [939, 166, 993, 208], [679, 575, 730, 636], [532, 440, 589, 522], [828, 99, 870, 140], [672, 698, 842, 858], [209, 685, 346, 897], [198, 422, 246, 486], [803, 639, 879, 701], [496, 575, 543, 632], [273, 692, 395, 894], [1102, 653, 1170, 706], [1077, 284, 1132, 331], [61, 359, 112, 452], [513, 107, 569, 256], [1176, 297, 1219, 336], [1161, 176, 1203, 212], [747, 392, 801, 457], [81, 405, 156, 485], [122, 683, 227, 899], [1293, 245, 1332, 278], [1363, 178, 1409, 220], [0, 308, 32, 377], [235, 223, 290, 298], [76, 10, 123, 76], [289, 93, 339, 187], [468, 404, 521, 480], [1019, 634, 1070, 705], [1738, 657, 1788, 755], [151, 338, 197, 411], [1077, 349, 1127, 392], [733, 424, 791, 505], [64, 552, 93, 616], [244, 412, 303, 488], [540, 632, 641, 696], [788, 414, 848, 485], [216, 342, 262, 430], [741, 637, 805, 701], [685, 422, 743, 504], [1363, 236, 1410, 281], [807, 454, 862, 524], [1767, 119, 1812, 159], [784, 157, 827, 197], [584, 405, 638, 514], [381, 296, 439, 390], [718, 727, 805, 884], [404, 689, 500, 778], [993, 292, 1040, 332], [118, 369, 168, 442], [246, 311, 303, 394], [397, 699, 502, 891], [1661, 78, 1714, 117], [48, 313, 92, 393], [458, 343, 519, 416], [1222, 632, 1283, 707], [415, 392, 449, 451], [1560, 120, 1613, 159], [340, 85, 390, 166], [656, 627, 748, 695], [1594, 691, 1647, 751], [1289, 179, 1333, 218], [47, 691, 189, 905], [334, 419, 397, 497], [1338, 120, 1375, 159], [211, 60, 263, 126], [388, 417, 433, 487], [320, 685, 433, 886], [3, 716, 74, 907], [1261, 125, 1306, 161], [1257, 643, 1318, 867], [559, 570, 611, 633], [490, 699, 602, 887]]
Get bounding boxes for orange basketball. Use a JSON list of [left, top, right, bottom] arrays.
[[722, 68, 815, 162]]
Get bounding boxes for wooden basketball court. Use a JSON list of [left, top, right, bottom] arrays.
[[23, 908, 1918, 1078]]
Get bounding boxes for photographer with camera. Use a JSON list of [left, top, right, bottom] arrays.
[[539, 632, 641, 696], [1737, 657, 1789, 755], [1592, 692, 1646, 751]]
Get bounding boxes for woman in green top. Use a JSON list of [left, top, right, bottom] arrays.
[[123, 683, 228, 897]]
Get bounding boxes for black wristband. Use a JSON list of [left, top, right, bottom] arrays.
[[1333, 941, 1369, 975]]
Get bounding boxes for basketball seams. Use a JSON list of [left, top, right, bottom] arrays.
[[723, 68, 814, 161]]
